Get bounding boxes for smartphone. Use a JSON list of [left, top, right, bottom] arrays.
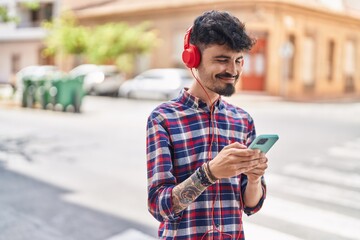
[[249, 134, 279, 153]]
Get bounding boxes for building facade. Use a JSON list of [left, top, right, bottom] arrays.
[[3, 0, 359, 100], [65, 0, 360, 100], [0, 0, 59, 86]]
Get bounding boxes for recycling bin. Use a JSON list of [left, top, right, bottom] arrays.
[[50, 75, 84, 113], [21, 73, 84, 113]]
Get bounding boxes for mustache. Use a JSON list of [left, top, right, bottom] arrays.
[[215, 72, 239, 79]]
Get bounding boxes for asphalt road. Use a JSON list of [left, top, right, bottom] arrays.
[[0, 94, 359, 240]]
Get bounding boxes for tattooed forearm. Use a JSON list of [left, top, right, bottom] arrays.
[[172, 171, 207, 214]]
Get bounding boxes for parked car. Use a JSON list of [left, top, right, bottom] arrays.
[[69, 64, 124, 96], [118, 68, 193, 100]]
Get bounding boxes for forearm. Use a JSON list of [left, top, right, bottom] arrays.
[[172, 163, 217, 214], [172, 171, 207, 214], [244, 179, 264, 208]]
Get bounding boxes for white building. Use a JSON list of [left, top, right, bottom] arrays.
[[0, 0, 59, 85]]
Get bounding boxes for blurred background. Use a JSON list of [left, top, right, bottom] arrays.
[[0, 0, 359, 240]]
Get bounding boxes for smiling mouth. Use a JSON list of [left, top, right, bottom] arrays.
[[216, 73, 239, 82], [220, 78, 235, 82], [217, 76, 238, 83]]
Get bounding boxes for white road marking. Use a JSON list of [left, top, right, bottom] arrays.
[[267, 173, 360, 210], [261, 196, 360, 240], [283, 164, 360, 189], [105, 229, 156, 240]]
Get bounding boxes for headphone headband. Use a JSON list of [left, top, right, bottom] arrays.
[[183, 26, 192, 49]]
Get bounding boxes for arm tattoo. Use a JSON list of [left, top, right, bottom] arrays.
[[172, 171, 207, 214]]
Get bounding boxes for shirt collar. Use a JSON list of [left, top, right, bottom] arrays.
[[178, 88, 225, 111]]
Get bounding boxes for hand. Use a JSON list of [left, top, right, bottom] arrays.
[[244, 153, 268, 183], [208, 142, 264, 179]]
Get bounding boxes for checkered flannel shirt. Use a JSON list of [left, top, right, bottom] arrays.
[[146, 89, 266, 239]]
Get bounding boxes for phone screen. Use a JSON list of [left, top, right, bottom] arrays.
[[249, 134, 279, 153]]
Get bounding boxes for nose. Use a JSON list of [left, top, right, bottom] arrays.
[[226, 61, 239, 77]]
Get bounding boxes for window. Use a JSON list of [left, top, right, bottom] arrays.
[[11, 54, 20, 74], [287, 35, 296, 79], [327, 40, 335, 81], [280, 35, 295, 81], [17, 2, 54, 28], [302, 35, 316, 89], [254, 53, 265, 76], [242, 53, 251, 74], [344, 40, 356, 92]]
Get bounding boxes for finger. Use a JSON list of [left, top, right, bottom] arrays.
[[236, 164, 260, 175], [225, 141, 247, 150], [250, 154, 267, 163], [229, 152, 265, 164], [246, 165, 267, 174], [256, 156, 268, 164], [229, 148, 257, 158], [246, 163, 268, 175], [245, 166, 266, 176], [236, 158, 263, 171]]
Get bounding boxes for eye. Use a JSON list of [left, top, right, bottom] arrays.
[[217, 59, 228, 63], [236, 58, 244, 65]]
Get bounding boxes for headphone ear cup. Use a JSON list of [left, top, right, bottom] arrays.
[[182, 44, 201, 68]]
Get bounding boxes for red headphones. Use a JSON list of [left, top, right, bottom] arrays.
[[182, 26, 201, 68]]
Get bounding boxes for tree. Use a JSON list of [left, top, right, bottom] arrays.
[[43, 11, 158, 73], [43, 11, 89, 66], [86, 22, 157, 73], [0, 6, 18, 23]]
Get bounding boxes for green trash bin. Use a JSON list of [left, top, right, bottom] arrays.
[[22, 75, 53, 109], [51, 75, 84, 113], [37, 79, 53, 110], [22, 77, 36, 108]]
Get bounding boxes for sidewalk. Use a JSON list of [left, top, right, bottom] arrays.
[[227, 91, 283, 104]]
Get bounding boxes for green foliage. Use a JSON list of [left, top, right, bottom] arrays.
[[21, 1, 40, 11], [86, 22, 158, 72], [43, 11, 88, 57], [43, 11, 158, 73], [0, 6, 19, 23]]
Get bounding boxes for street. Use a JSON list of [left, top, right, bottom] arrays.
[[0, 94, 360, 240]]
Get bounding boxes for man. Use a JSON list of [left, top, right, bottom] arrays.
[[146, 10, 267, 239]]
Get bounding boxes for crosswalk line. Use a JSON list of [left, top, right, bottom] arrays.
[[329, 146, 360, 159], [261, 196, 360, 240], [245, 222, 304, 240], [283, 164, 360, 189], [267, 173, 360, 210], [328, 137, 360, 159], [104, 229, 156, 240]]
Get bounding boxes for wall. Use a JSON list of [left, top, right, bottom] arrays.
[[0, 41, 42, 85]]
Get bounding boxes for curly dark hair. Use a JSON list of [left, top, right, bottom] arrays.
[[190, 10, 256, 52]]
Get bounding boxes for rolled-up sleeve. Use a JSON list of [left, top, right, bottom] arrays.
[[241, 175, 267, 216], [242, 117, 267, 216], [146, 113, 182, 222]]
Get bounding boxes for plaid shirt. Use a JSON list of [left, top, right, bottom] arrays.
[[146, 89, 266, 239]]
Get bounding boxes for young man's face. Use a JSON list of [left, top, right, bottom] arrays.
[[197, 44, 244, 97]]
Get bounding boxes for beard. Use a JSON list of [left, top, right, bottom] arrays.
[[213, 72, 239, 96], [214, 83, 236, 96]]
